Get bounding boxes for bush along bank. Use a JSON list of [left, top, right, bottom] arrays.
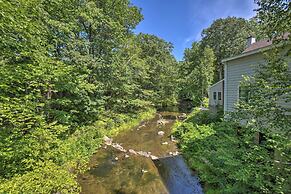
[[173, 108, 290, 194], [0, 109, 156, 194]]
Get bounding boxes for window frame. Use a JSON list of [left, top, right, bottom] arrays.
[[218, 92, 222, 100]]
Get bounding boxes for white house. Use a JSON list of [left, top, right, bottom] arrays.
[[209, 34, 290, 113], [208, 79, 224, 108]]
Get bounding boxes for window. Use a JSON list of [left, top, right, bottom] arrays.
[[239, 86, 250, 102], [218, 92, 222, 100], [213, 92, 217, 100]]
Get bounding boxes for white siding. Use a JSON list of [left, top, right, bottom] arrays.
[[224, 47, 291, 113], [224, 53, 265, 112], [209, 80, 224, 106]]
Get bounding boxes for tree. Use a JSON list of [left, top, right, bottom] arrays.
[[230, 48, 291, 193], [174, 1, 290, 193], [230, 1, 291, 192], [201, 17, 262, 80], [0, 0, 179, 193], [179, 42, 215, 106], [135, 33, 179, 108], [255, 0, 290, 38]]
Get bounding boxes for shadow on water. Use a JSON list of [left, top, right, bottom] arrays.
[[153, 156, 203, 194]]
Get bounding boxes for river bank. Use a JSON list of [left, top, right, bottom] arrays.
[[0, 109, 156, 194]]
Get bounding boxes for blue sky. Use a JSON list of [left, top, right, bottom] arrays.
[[131, 0, 257, 61]]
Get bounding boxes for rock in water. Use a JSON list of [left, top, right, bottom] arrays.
[[157, 119, 170, 125], [137, 151, 150, 157], [150, 155, 158, 160], [158, 131, 165, 136], [141, 169, 148, 173], [103, 136, 113, 145], [171, 135, 178, 143], [178, 113, 187, 120], [129, 149, 137, 155], [112, 143, 127, 153]]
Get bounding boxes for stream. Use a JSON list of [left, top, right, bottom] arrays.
[[78, 112, 203, 194]]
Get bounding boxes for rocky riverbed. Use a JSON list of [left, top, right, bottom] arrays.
[[78, 112, 203, 194]]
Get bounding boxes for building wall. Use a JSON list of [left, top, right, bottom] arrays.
[[224, 47, 291, 113], [224, 53, 264, 112], [209, 80, 224, 107]]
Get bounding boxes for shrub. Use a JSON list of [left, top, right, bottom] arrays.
[[174, 106, 290, 193]]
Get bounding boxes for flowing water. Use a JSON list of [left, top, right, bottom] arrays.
[[78, 112, 203, 194]]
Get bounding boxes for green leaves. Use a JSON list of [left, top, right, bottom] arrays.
[[200, 17, 265, 81], [0, 161, 80, 194], [0, 0, 178, 193], [230, 48, 291, 193], [176, 94, 290, 193], [255, 0, 290, 39], [179, 43, 216, 106], [175, 2, 290, 193], [134, 33, 179, 108]]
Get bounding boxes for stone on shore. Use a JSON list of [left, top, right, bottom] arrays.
[[103, 136, 113, 145], [158, 131, 165, 136]]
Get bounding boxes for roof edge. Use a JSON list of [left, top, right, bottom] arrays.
[[209, 79, 224, 89], [222, 41, 290, 63]]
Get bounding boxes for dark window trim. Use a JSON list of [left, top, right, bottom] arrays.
[[218, 92, 222, 100]]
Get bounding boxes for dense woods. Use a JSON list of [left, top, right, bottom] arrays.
[[0, 0, 179, 192]]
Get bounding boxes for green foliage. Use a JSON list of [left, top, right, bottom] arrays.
[[231, 49, 291, 193], [179, 43, 216, 106], [186, 108, 223, 125], [0, 161, 80, 194], [175, 1, 290, 194], [0, 108, 155, 193], [0, 0, 176, 193], [172, 108, 222, 138], [135, 33, 179, 108], [175, 42, 290, 194], [201, 17, 265, 80], [255, 0, 290, 38], [174, 106, 290, 193]]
